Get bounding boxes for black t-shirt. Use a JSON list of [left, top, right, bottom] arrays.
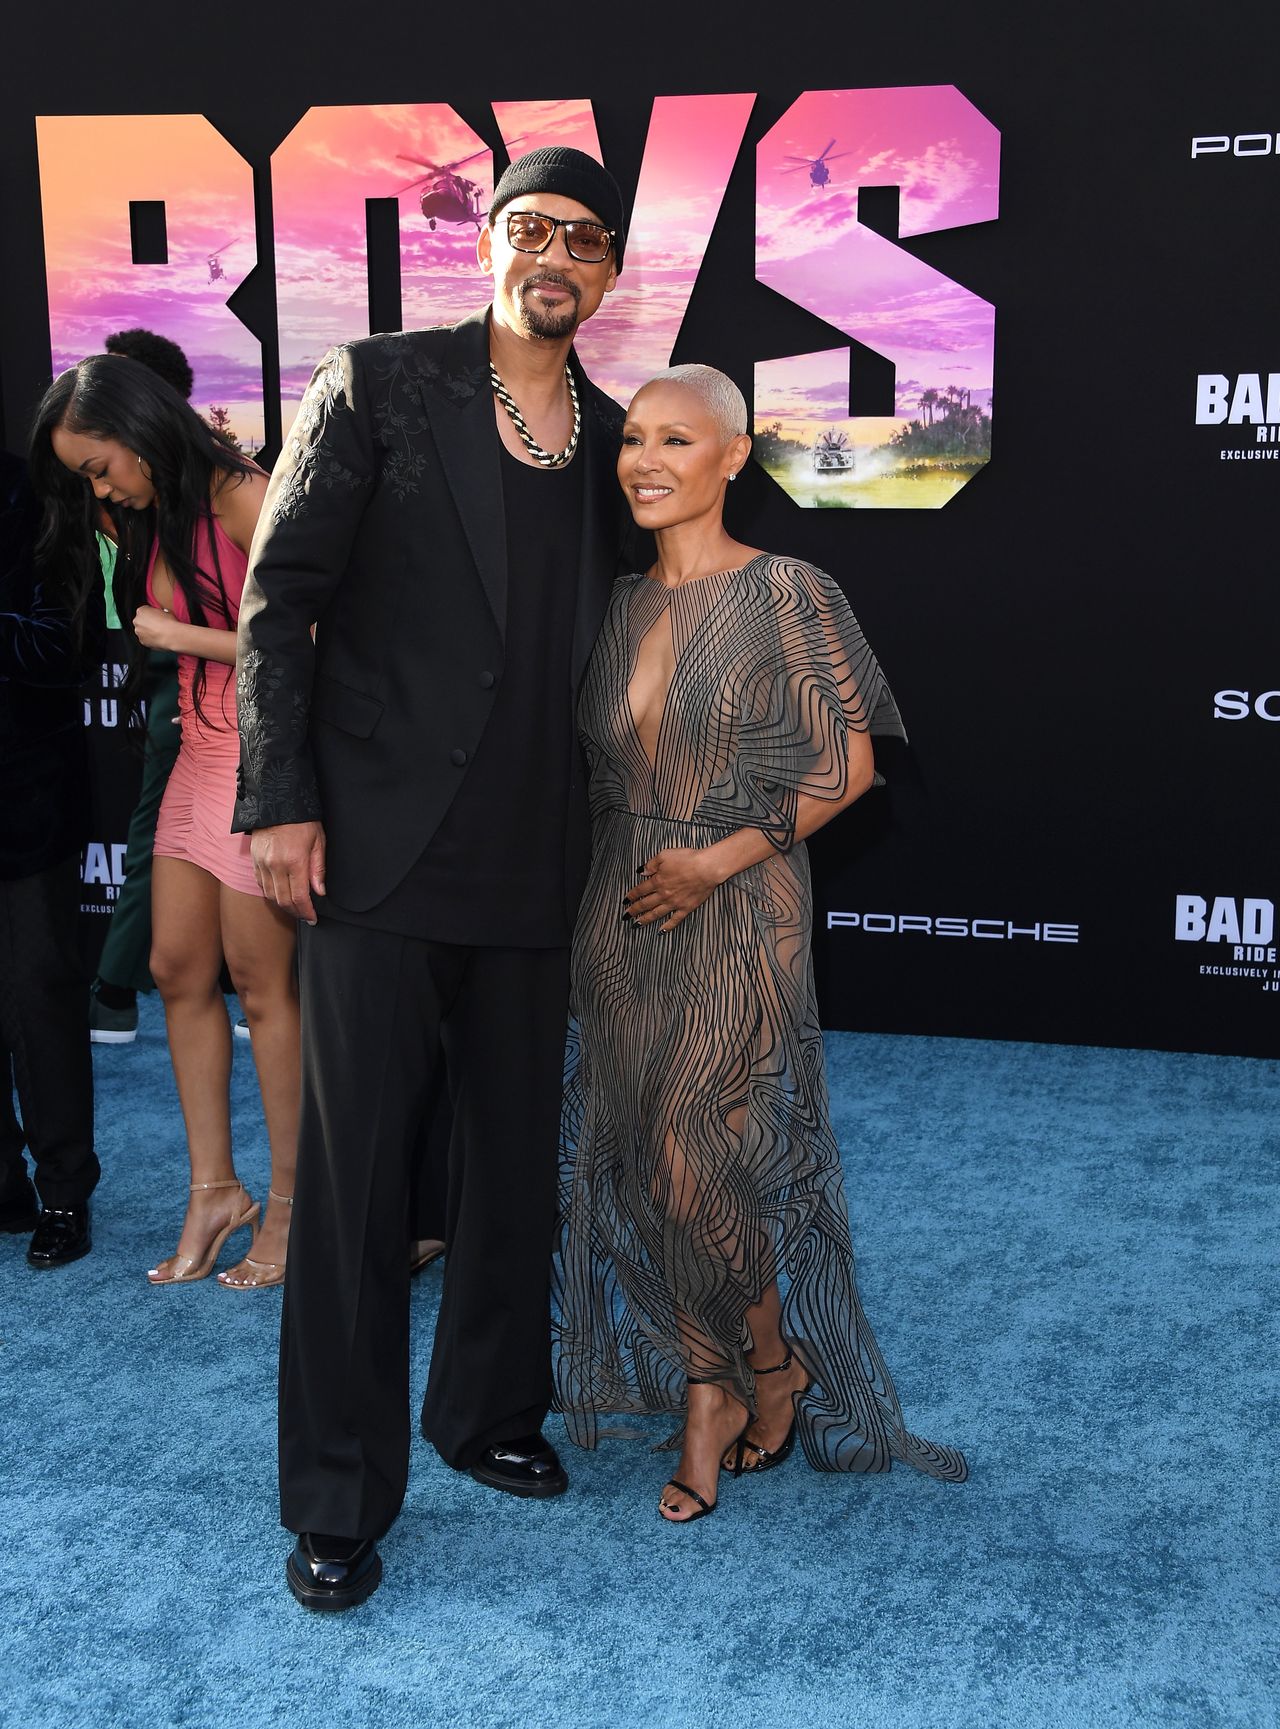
[[332, 443, 584, 946]]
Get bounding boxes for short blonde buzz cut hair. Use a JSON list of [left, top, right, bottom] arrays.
[[639, 364, 748, 444]]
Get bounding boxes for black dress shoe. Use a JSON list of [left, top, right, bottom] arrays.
[[26, 1203, 91, 1268], [286, 1532, 382, 1611], [467, 1432, 569, 1499], [0, 1177, 39, 1233]]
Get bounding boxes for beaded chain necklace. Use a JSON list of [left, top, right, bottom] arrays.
[[489, 361, 581, 468]]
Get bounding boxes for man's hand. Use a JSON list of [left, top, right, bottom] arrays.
[[623, 847, 721, 933], [250, 821, 327, 925]]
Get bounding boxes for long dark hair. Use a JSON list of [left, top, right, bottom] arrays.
[[28, 353, 259, 724]]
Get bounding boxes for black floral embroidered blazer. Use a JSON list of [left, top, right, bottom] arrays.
[[233, 307, 636, 912]]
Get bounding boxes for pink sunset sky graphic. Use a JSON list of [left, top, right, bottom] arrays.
[[36, 89, 995, 467], [756, 85, 998, 447], [37, 96, 754, 448], [38, 112, 265, 446], [271, 94, 752, 430]]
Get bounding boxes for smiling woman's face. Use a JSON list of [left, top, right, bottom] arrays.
[[50, 425, 156, 510], [617, 381, 744, 529]]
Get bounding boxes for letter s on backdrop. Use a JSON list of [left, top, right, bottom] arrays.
[[754, 87, 999, 510]]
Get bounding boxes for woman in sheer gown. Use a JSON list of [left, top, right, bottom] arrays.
[[555, 365, 968, 1522]]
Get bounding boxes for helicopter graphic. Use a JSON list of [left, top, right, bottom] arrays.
[[393, 147, 493, 230], [206, 239, 241, 284], [780, 139, 854, 189]]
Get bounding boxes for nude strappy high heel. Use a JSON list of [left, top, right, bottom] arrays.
[[216, 1188, 292, 1290], [146, 1179, 259, 1285]]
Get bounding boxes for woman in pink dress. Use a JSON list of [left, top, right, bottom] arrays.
[[31, 355, 299, 1287]]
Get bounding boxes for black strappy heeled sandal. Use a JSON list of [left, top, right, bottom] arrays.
[[658, 1478, 717, 1522], [659, 1379, 751, 1523], [726, 1349, 813, 1477]]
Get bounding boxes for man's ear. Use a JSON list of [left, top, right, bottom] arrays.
[[476, 224, 494, 276]]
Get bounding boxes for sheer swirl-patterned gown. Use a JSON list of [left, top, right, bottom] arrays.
[[554, 554, 967, 1481]]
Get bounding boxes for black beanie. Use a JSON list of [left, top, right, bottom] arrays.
[[488, 147, 627, 272]]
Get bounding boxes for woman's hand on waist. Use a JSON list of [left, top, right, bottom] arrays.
[[624, 847, 724, 933]]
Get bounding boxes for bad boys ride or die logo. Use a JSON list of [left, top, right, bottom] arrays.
[[33, 88, 997, 509], [1174, 894, 1279, 993], [1194, 373, 1280, 462]]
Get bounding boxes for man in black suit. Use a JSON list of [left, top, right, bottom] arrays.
[[0, 450, 100, 1267], [235, 148, 640, 1610]]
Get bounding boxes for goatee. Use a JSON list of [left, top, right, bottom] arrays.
[[518, 274, 581, 341]]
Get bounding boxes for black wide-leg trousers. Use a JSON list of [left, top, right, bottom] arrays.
[[0, 856, 98, 1208], [279, 917, 570, 1540]]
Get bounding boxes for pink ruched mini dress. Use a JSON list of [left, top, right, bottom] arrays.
[[148, 513, 260, 897]]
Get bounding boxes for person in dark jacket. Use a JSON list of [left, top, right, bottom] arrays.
[[86, 327, 191, 1044], [235, 147, 640, 1610], [0, 449, 101, 1266]]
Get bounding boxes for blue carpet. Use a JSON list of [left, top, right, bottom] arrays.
[[3, 999, 1276, 1729]]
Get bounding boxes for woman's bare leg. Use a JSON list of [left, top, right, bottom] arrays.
[[148, 856, 245, 1273], [652, 1123, 752, 1519], [733, 1280, 810, 1458], [218, 884, 299, 1278]]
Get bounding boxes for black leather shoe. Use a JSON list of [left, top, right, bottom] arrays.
[[467, 1432, 569, 1499], [26, 1203, 91, 1268], [0, 1178, 39, 1233], [286, 1532, 382, 1611]]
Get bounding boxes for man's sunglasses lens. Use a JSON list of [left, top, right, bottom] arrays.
[[508, 214, 612, 262]]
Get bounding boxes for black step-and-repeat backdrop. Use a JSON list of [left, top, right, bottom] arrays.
[[3, 3, 1276, 1058]]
